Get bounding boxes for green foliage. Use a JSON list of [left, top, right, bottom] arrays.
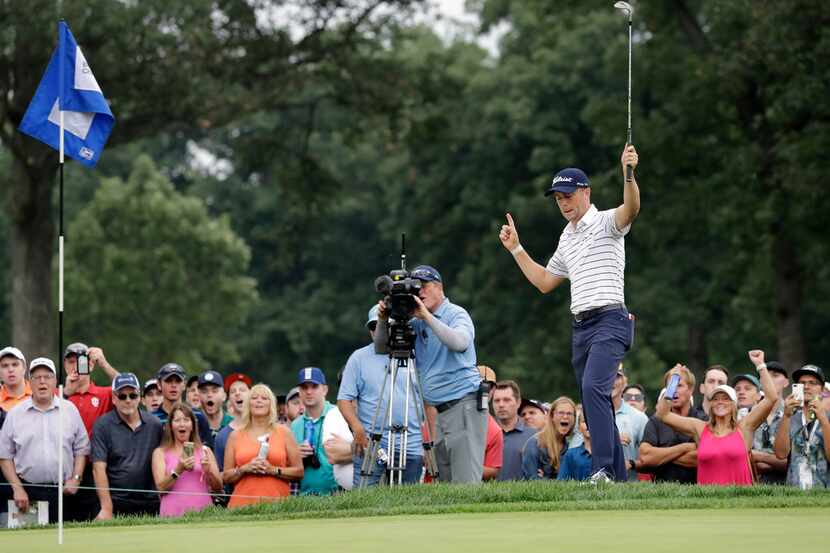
[[64, 156, 257, 376]]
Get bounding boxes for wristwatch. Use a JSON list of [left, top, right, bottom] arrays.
[[71, 474, 81, 481], [275, 467, 282, 478], [170, 471, 179, 480]]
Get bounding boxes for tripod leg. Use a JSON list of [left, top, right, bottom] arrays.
[[359, 359, 393, 488], [409, 357, 439, 480]]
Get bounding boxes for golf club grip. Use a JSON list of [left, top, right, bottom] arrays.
[[626, 164, 633, 182]]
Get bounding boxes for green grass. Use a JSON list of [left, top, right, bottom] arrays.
[[2, 508, 824, 553], [6, 481, 830, 530]]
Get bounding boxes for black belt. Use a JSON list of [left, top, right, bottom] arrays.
[[573, 303, 625, 323], [435, 391, 478, 413]]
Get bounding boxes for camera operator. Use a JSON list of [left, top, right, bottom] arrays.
[[374, 265, 486, 484]]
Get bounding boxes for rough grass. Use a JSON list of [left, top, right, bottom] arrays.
[[18, 480, 830, 530]]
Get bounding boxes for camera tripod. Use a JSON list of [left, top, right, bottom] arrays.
[[359, 352, 438, 487]]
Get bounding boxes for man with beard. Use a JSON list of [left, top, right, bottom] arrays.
[[198, 370, 233, 443], [92, 373, 163, 520]]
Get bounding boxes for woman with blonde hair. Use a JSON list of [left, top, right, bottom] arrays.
[[222, 383, 303, 507], [152, 402, 223, 517], [656, 350, 778, 485], [522, 396, 577, 479]]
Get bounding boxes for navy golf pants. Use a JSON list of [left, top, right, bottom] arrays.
[[572, 307, 634, 481]]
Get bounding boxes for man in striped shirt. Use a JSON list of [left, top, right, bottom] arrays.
[[499, 145, 640, 482]]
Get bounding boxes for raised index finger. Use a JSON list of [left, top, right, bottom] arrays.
[[505, 213, 516, 229]]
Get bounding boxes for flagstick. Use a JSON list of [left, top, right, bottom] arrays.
[[58, 109, 65, 546]]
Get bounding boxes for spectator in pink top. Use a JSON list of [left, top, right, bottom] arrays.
[[152, 403, 222, 517], [655, 350, 778, 485]]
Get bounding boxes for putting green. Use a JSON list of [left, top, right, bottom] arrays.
[[1, 508, 819, 552]]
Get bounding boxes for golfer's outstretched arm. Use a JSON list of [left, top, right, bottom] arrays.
[[615, 144, 640, 231], [499, 213, 564, 294]]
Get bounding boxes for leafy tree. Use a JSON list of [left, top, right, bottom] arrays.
[[64, 155, 257, 377]]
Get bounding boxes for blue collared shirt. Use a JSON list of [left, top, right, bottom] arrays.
[[412, 298, 479, 405], [337, 344, 423, 458]]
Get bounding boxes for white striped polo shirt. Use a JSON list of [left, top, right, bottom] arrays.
[[545, 204, 630, 315]]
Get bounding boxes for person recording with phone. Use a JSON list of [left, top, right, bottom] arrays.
[[62, 343, 121, 520], [655, 351, 778, 485], [63, 343, 120, 437], [638, 365, 705, 483], [499, 146, 640, 483], [152, 402, 222, 517], [374, 265, 487, 484], [774, 364, 830, 489]]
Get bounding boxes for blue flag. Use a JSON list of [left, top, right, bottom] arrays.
[[19, 21, 114, 167]]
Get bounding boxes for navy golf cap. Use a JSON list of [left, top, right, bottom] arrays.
[[793, 364, 825, 385], [298, 366, 326, 385], [544, 168, 590, 196], [411, 265, 442, 283], [198, 370, 224, 388], [112, 372, 141, 392]]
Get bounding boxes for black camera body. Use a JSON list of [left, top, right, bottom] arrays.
[[375, 269, 421, 359]]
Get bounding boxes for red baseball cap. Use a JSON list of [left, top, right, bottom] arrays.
[[224, 372, 253, 392]]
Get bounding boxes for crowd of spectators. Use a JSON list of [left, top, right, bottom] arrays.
[[1, 328, 829, 525]]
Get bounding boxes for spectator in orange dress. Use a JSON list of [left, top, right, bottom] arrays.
[[223, 384, 303, 507]]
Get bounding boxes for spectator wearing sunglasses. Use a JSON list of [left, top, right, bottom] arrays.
[[622, 384, 646, 413], [91, 373, 163, 520], [613, 367, 648, 480]]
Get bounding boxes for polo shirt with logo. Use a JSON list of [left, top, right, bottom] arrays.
[[68, 383, 113, 438], [546, 204, 630, 314]]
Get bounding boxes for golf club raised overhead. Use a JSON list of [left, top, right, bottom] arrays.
[[614, 1, 633, 17], [615, 1, 634, 182]]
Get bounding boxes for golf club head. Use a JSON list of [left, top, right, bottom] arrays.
[[614, 1, 633, 16]]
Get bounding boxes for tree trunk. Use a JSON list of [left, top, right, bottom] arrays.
[[773, 233, 805, 370], [6, 156, 56, 361], [687, 323, 707, 373]]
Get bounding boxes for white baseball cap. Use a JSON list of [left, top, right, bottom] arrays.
[[29, 357, 57, 375], [0, 346, 26, 363], [708, 384, 737, 403]]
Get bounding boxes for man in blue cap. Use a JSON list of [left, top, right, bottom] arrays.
[[338, 305, 424, 487], [375, 264, 486, 483], [290, 367, 339, 494], [91, 373, 163, 520], [499, 145, 641, 483]]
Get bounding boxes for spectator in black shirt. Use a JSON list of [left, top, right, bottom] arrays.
[[639, 366, 707, 483], [92, 373, 164, 520]]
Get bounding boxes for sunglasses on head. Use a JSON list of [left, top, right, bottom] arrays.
[[117, 392, 139, 401], [623, 393, 644, 402]]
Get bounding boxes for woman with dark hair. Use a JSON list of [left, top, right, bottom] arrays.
[[522, 396, 577, 479], [655, 350, 778, 485], [152, 402, 222, 517], [223, 384, 303, 507]]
